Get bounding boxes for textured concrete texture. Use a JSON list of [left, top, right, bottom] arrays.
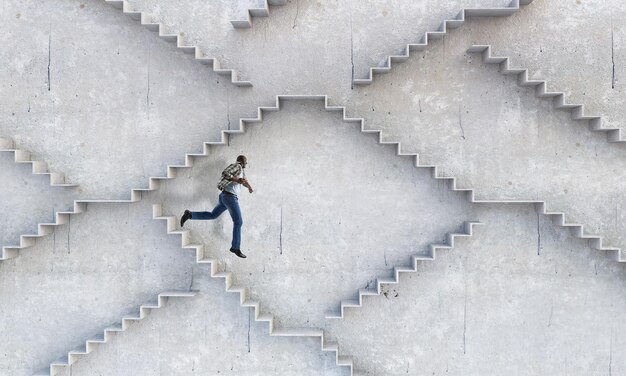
[[54, 273, 346, 376], [326, 205, 626, 375], [1, 0, 625, 375], [0, 153, 76, 245]]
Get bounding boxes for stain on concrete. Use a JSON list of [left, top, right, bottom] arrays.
[[47, 21, 52, 91], [292, 0, 299, 29], [611, 17, 616, 89], [536, 210, 542, 256], [458, 104, 466, 140]]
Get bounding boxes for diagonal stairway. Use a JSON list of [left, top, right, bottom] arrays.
[[231, 0, 287, 29], [325, 222, 483, 320], [33, 291, 196, 376], [104, 0, 251, 86], [323, 205, 626, 374], [0, 138, 77, 188], [150, 95, 625, 375], [3, 0, 626, 375], [352, 0, 534, 86], [469, 45, 625, 144]]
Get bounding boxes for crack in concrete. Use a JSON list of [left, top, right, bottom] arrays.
[[67, 216, 71, 254], [611, 17, 616, 89], [147, 41, 152, 119], [609, 328, 613, 376], [292, 0, 299, 29], [418, 99, 422, 113], [188, 267, 194, 290], [383, 251, 388, 266], [536, 210, 541, 256], [226, 86, 231, 146], [47, 20, 52, 91], [227, 105, 231, 131], [615, 194, 619, 232], [247, 308, 251, 353], [279, 205, 283, 255], [547, 304, 553, 327], [463, 282, 467, 354], [458, 104, 466, 140], [349, 0, 354, 90]]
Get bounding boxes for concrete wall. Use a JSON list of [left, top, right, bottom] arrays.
[[1, 0, 625, 375], [326, 204, 626, 374]]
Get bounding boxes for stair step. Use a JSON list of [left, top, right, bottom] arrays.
[[271, 328, 323, 337], [341, 299, 361, 308]]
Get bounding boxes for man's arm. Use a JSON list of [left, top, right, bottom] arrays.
[[240, 178, 254, 193], [228, 176, 246, 183]]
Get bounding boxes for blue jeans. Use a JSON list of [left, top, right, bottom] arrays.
[[191, 192, 243, 249]]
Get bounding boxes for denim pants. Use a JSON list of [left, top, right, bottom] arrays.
[[191, 192, 242, 249]]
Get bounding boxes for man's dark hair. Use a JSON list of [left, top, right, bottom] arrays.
[[237, 155, 247, 163]]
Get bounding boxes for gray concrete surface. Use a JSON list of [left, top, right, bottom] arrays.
[[349, 29, 626, 251], [326, 204, 626, 375], [0, 199, 192, 375], [156, 99, 481, 329], [0, 153, 76, 245], [1, 0, 625, 375], [0, 0, 236, 199], [55, 270, 347, 376]]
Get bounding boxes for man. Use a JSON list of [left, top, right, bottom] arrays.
[[180, 155, 253, 258]]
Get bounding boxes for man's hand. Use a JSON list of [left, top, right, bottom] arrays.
[[240, 178, 254, 193], [230, 177, 253, 192]]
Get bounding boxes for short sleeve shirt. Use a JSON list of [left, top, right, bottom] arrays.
[[217, 163, 244, 194]]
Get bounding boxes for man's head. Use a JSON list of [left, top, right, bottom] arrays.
[[237, 155, 247, 168]]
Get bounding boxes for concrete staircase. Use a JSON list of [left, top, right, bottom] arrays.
[[469, 45, 625, 144], [231, 0, 288, 29], [2, 0, 626, 375], [34, 291, 197, 376]]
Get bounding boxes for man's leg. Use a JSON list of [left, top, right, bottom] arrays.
[[181, 193, 227, 226], [191, 197, 227, 220], [222, 194, 244, 255]]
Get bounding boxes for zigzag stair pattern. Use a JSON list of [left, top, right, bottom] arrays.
[[325, 221, 483, 320], [1, 201, 87, 261], [1, 167, 175, 261], [103, 0, 252, 87], [468, 44, 625, 143], [353, 0, 534, 86], [4, 2, 622, 375], [0, 137, 77, 187], [357, 125, 624, 261], [4, 95, 620, 374], [148, 95, 623, 375], [33, 291, 196, 376], [231, 0, 287, 29], [153, 204, 367, 375], [0, 97, 313, 261]]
